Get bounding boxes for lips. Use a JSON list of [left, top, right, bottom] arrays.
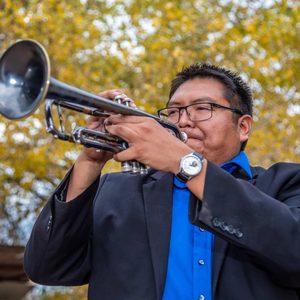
[[182, 129, 203, 141]]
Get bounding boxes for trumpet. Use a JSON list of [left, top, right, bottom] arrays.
[[0, 39, 186, 173]]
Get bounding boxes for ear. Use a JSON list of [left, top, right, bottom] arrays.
[[238, 115, 252, 144]]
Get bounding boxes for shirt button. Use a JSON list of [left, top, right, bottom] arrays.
[[198, 259, 205, 265], [198, 295, 205, 300]]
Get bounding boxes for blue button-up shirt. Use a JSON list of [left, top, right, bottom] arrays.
[[162, 151, 252, 300]]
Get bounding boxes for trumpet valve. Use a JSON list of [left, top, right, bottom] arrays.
[[121, 161, 133, 173]]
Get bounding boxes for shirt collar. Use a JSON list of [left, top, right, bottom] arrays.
[[220, 151, 252, 179], [174, 151, 252, 188]]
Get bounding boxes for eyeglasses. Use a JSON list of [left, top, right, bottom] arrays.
[[157, 102, 243, 123]]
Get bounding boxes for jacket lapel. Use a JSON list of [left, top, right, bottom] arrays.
[[142, 171, 173, 300]]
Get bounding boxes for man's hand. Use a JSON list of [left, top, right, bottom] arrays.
[[79, 91, 138, 165], [105, 114, 208, 200], [104, 114, 193, 174], [66, 89, 131, 201]]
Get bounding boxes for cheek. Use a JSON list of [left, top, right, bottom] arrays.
[[199, 123, 234, 148]]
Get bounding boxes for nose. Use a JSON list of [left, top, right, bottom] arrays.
[[177, 108, 194, 128]]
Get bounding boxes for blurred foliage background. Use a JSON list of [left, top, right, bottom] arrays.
[[0, 0, 299, 298]]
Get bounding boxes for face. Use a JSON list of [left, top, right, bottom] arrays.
[[168, 78, 252, 164]]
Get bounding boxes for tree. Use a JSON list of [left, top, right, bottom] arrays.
[[0, 0, 299, 298]]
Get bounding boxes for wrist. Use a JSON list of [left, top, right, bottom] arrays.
[[186, 158, 207, 200], [175, 151, 204, 183], [77, 152, 106, 171], [67, 156, 103, 202]]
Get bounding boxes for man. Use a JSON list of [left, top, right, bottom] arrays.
[[24, 64, 300, 300]]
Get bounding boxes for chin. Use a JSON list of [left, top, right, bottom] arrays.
[[186, 138, 205, 154]]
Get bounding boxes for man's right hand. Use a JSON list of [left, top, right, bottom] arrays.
[[66, 89, 129, 201]]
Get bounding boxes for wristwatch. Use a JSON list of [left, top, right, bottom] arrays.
[[176, 152, 204, 182]]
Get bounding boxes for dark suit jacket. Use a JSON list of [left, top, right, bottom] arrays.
[[24, 161, 300, 299]]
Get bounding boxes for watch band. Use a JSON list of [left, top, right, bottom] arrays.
[[176, 170, 192, 183], [190, 152, 203, 161]]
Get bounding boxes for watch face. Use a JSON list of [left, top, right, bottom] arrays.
[[182, 156, 202, 176]]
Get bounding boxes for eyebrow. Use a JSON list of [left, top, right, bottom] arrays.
[[168, 97, 218, 106]]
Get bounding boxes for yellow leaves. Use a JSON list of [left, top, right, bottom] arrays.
[[0, 0, 298, 296], [0, 1, 298, 171], [244, 22, 257, 34], [1, 0, 300, 228], [164, 2, 174, 10], [164, 2, 179, 20], [152, 16, 161, 28], [283, 68, 295, 82], [172, 46, 184, 58]]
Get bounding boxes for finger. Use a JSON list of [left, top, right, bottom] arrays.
[[97, 89, 124, 100], [113, 147, 137, 162], [106, 114, 150, 125], [105, 123, 138, 141], [114, 94, 137, 108], [86, 115, 102, 125], [124, 97, 137, 108], [86, 116, 109, 131]]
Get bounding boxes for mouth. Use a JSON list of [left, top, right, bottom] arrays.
[[182, 130, 203, 141], [187, 135, 201, 140]]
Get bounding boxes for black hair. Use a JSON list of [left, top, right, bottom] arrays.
[[169, 63, 253, 117]]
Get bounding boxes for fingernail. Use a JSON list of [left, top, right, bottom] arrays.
[[112, 90, 124, 96]]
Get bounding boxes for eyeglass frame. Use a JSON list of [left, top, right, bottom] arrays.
[[157, 101, 244, 123]]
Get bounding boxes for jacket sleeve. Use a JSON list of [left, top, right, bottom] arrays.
[[189, 161, 300, 288], [24, 169, 104, 286]]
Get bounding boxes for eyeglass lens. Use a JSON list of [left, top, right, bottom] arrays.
[[160, 103, 213, 123]]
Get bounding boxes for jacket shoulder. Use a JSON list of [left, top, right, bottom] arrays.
[[252, 162, 300, 177], [251, 162, 300, 197]]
